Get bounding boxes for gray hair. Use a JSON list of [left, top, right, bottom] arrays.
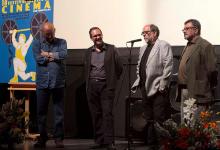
[[150, 24, 160, 37], [184, 19, 201, 35]]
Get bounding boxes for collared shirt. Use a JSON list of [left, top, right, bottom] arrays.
[[89, 44, 106, 80], [178, 36, 199, 84], [32, 38, 67, 89]]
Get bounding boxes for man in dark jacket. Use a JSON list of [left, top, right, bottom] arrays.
[[85, 27, 123, 150], [178, 19, 218, 124], [32, 22, 67, 148]]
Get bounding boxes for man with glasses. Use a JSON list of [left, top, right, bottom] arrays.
[[178, 19, 218, 124], [85, 27, 123, 150], [132, 24, 173, 149]]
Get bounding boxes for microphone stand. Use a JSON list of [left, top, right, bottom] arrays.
[[125, 42, 135, 150]]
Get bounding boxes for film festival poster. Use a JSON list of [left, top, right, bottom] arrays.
[[0, 0, 54, 83]]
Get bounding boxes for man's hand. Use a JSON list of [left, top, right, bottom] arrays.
[[131, 85, 138, 93], [48, 52, 55, 62], [9, 29, 17, 34], [41, 50, 49, 57], [41, 50, 55, 62]]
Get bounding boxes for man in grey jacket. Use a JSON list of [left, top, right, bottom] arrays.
[[132, 24, 173, 149]]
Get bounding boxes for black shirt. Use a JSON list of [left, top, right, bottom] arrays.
[[139, 44, 154, 86]]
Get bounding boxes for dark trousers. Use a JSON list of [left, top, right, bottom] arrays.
[[87, 79, 115, 145], [140, 86, 168, 145], [36, 88, 64, 141]]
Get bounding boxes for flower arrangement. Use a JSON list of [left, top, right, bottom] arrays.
[[182, 98, 198, 127], [157, 98, 219, 150], [0, 98, 29, 147]]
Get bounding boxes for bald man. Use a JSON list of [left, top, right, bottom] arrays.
[[32, 22, 67, 148]]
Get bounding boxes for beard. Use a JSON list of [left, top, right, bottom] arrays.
[[144, 38, 149, 43], [95, 39, 103, 47]]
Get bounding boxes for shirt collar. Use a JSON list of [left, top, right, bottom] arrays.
[[188, 35, 200, 45], [91, 43, 107, 52], [147, 43, 154, 48]]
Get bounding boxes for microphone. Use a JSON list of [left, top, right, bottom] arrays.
[[126, 38, 142, 43]]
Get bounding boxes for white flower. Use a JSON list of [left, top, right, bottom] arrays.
[[184, 98, 196, 106], [183, 98, 198, 126]]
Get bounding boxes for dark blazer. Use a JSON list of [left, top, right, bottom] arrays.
[[181, 36, 218, 103], [84, 43, 123, 91]]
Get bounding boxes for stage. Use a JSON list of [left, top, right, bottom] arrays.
[[0, 139, 154, 150]]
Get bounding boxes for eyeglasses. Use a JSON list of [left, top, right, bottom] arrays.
[[141, 31, 152, 36], [182, 26, 196, 32], [91, 33, 102, 38]]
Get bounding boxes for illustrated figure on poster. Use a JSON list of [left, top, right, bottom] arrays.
[[9, 29, 36, 82]]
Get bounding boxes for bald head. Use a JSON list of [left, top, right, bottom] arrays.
[[141, 24, 159, 44], [42, 22, 55, 31], [41, 22, 55, 42], [143, 24, 160, 37]]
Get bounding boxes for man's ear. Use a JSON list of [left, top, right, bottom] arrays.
[[152, 31, 157, 37], [195, 28, 199, 35]]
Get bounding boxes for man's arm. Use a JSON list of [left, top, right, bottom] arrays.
[[159, 42, 173, 92], [21, 34, 33, 56], [48, 39, 67, 62], [131, 46, 144, 93], [114, 46, 123, 79], [205, 44, 218, 89], [10, 29, 18, 48], [32, 40, 49, 65], [25, 34, 33, 49]]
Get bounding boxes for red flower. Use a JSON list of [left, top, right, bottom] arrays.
[[203, 122, 217, 129], [204, 123, 209, 129], [161, 139, 171, 150], [160, 110, 219, 150], [175, 139, 189, 149], [178, 127, 190, 138], [194, 130, 201, 138], [205, 133, 211, 141]]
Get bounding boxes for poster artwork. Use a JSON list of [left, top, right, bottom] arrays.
[[0, 0, 54, 83]]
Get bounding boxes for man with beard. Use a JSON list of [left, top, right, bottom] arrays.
[[85, 27, 123, 150], [178, 19, 218, 123], [132, 24, 173, 149]]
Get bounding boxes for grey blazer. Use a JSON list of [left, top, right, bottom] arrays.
[[132, 39, 173, 97]]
